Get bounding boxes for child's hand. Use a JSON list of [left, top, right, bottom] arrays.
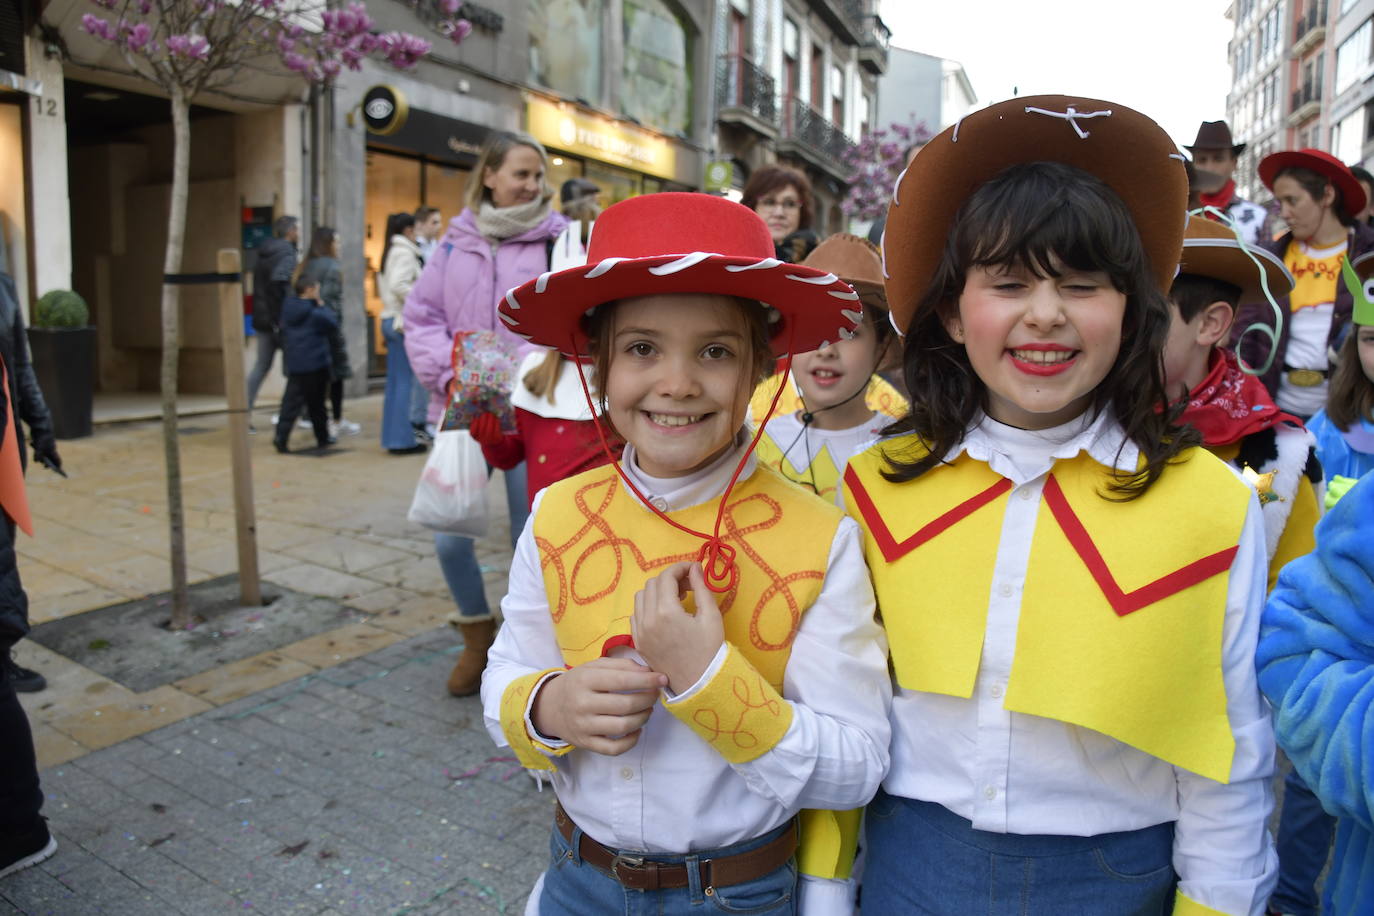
[[631, 562, 725, 695], [531, 657, 666, 756], [468, 412, 503, 446]]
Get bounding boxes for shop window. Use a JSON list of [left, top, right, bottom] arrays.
[[585, 160, 643, 206], [528, 0, 604, 104], [546, 154, 586, 205], [622, 0, 692, 134]]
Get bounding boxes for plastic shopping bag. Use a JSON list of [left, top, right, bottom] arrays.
[[406, 430, 490, 537]]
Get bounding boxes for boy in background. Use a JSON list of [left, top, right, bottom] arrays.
[[273, 276, 338, 453]]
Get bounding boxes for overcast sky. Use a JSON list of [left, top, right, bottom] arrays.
[[883, 0, 1235, 150]]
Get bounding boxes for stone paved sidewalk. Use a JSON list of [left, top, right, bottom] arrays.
[[1, 628, 551, 916]]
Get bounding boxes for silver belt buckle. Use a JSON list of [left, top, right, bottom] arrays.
[[610, 852, 645, 883]]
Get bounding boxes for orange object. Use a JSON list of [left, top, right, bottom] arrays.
[[0, 359, 32, 536]]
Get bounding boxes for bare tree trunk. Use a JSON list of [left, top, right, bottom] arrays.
[[162, 87, 191, 628]]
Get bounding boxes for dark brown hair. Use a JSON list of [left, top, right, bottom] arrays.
[[585, 296, 775, 436], [1276, 165, 1354, 226], [740, 165, 814, 231], [882, 161, 1199, 498], [1170, 273, 1242, 323], [1327, 327, 1374, 429]]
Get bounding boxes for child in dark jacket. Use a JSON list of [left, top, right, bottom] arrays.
[[274, 277, 338, 453]]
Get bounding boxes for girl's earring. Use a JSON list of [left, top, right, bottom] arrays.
[[951, 324, 965, 343]]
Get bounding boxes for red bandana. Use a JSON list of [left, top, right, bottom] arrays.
[[1181, 349, 1301, 446], [1199, 179, 1238, 215]]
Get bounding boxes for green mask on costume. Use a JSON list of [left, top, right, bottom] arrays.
[[1340, 255, 1374, 326]]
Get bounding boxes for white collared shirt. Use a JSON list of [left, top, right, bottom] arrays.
[[878, 410, 1277, 915], [481, 437, 892, 856], [761, 411, 887, 506]]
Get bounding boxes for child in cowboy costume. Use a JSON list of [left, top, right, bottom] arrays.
[[479, 193, 892, 915], [844, 96, 1277, 914], [1162, 214, 1320, 591], [1186, 120, 1271, 247], [754, 234, 899, 505]]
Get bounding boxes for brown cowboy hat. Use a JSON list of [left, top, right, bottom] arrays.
[[801, 233, 886, 305], [882, 94, 1188, 334], [1178, 214, 1293, 302], [1185, 120, 1247, 156]]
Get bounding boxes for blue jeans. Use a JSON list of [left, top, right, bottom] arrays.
[[435, 462, 528, 622], [1270, 767, 1336, 916], [245, 330, 279, 412], [380, 318, 420, 450], [540, 818, 797, 916], [861, 792, 1175, 915]]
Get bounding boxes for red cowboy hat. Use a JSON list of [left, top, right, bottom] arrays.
[[497, 193, 861, 360], [1258, 148, 1368, 219]]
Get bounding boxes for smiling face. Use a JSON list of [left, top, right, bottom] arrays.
[[1273, 173, 1336, 243], [791, 311, 887, 429], [948, 261, 1126, 430], [483, 145, 545, 209], [754, 184, 803, 243], [602, 294, 762, 478]]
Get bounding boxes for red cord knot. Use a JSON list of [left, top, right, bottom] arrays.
[[698, 538, 738, 594]]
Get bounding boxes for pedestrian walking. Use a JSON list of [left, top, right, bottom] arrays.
[[377, 212, 426, 454], [403, 130, 568, 698], [273, 276, 337, 453], [845, 96, 1276, 914], [414, 205, 443, 263], [1233, 148, 1374, 419], [298, 227, 360, 438], [246, 215, 299, 421], [480, 192, 891, 914]]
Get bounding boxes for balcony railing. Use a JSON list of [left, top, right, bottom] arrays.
[[858, 14, 891, 74], [716, 54, 779, 129], [807, 0, 865, 45], [781, 95, 855, 167], [1290, 80, 1321, 113], [1293, 1, 1327, 50]]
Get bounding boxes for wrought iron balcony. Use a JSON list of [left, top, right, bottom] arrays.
[[716, 54, 780, 137], [807, 0, 865, 45], [858, 14, 891, 75], [779, 96, 855, 177], [1292, 1, 1327, 56], [1288, 80, 1321, 126]]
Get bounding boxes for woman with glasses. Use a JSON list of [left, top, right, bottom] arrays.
[[741, 163, 819, 263]]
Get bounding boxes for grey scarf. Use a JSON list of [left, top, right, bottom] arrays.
[[475, 197, 552, 241]]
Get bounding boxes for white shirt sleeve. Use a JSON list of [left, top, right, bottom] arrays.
[[1172, 494, 1279, 916], [726, 517, 893, 811], [480, 493, 566, 750]]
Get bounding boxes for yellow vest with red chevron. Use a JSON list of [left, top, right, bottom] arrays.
[[533, 462, 842, 691], [842, 439, 1250, 783]]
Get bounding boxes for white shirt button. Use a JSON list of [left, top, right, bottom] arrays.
[[651, 498, 669, 512], [984, 786, 997, 800], [620, 767, 634, 781], [1020, 487, 1034, 500], [990, 684, 1004, 699], [998, 583, 1014, 598]]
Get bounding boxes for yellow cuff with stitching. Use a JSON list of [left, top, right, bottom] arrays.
[[1172, 891, 1229, 916], [797, 808, 863, 880], [665, 643, 793, 764], [499, 669, 574, 772]]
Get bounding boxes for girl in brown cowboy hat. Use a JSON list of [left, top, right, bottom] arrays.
[[843, 96, 1276, 914]]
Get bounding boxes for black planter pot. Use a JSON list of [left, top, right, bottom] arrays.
[[27, 327, 95, 439]]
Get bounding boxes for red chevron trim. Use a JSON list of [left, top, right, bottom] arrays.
[[1042, 475, 1239, 616], [601, 633, 636, 657], [844, 465, 1013, 563]]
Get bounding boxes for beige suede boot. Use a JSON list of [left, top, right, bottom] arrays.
[[447, 619, 497, 697]]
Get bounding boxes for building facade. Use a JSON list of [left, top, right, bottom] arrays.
[[875, 46, 976, 141], [1227, 0, 1290, 202], [1328, 0, 1374, 169], [713, 0, 888, 234]]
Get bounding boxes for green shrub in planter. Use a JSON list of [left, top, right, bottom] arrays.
[[33, 290, 89, 329]]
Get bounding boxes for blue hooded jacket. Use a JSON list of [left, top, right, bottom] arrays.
[[279, 295, 338, 376], [1258, 471, 1374, 915]]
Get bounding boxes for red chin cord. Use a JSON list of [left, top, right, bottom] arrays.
[[570, 334, 797, 595]]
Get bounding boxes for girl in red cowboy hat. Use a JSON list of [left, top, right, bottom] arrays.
[[478, 192, 891, 915], [1232, 148, 1374, 420], [843, 96, 1276, 915]]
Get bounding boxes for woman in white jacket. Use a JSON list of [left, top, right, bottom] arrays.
[[378, 212, 427, 454]]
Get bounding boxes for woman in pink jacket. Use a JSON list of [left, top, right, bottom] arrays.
[[403, 131, 569, 697]]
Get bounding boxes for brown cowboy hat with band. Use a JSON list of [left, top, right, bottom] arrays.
[[881, 94, 1189, 334], [1178, 214, 1294, 302], [1185, 120, 1247, 156], [801, 233, 886, 305], [1258, 148, 1369, 220]]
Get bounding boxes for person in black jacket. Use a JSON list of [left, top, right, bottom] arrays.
[[273, 276, 338, 453], [246, 216, 299, 421], [0, 351, 56, 882], [0, 272, 60, 694]]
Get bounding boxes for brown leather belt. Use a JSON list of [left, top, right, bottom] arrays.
[[553, 802, 796, 891]]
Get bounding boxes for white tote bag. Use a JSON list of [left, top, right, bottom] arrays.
[[406, 430, 490, 537]]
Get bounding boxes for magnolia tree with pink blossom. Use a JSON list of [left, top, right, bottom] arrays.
[[840, 119, 932, 223], [79, 0, 468, 627]]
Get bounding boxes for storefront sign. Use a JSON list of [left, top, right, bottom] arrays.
[[526, 95, 676, 181], [362, 85, 408, 136], [704, 160, 733, 192], [366, 106, 489, 167]]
